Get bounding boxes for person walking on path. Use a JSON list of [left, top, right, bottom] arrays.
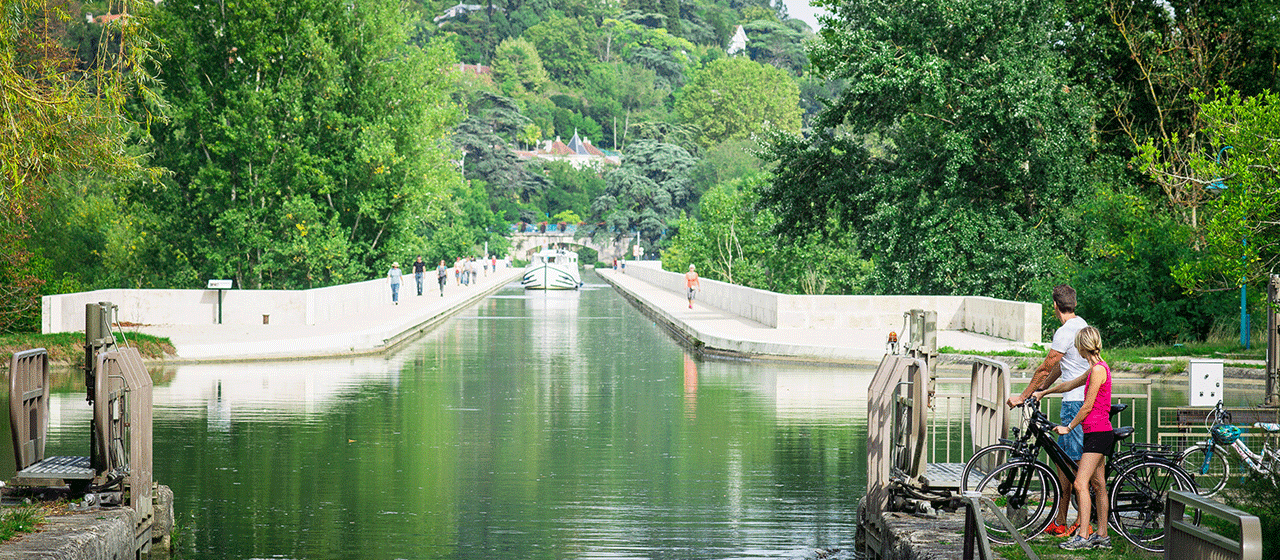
[[685, 264, 701, 309], [413, 256, 426, 296], [1007, 284, 1089, 535], [436, 260, 448, 297], [1034, 326, 1114, 550], [387, 262, 403, 305]]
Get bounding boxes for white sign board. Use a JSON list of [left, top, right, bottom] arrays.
[[207, 279, 233, 290], [632, 245, 642, 258]]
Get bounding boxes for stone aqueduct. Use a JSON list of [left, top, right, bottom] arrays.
[[507, 231, 634, 263]]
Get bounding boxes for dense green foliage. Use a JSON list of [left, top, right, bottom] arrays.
[[589, 140, 696, 252], [2, 0, 162, 332], [143, 0, 467, 289], [675, 57, 802, 147], [6, 0, 1279, 348], [663, 175, 872, 294]]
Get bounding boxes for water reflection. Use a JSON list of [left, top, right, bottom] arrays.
[[32, 273, 868, 560], [19, 272, 1247, 560]]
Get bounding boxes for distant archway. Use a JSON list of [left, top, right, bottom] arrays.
[[508, 231, 631, 263]]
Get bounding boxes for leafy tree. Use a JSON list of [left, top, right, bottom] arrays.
[[148, 0, 463, 289], [583, 61, 670, 148], [523, 16, 598, 84], [664, 174, 873, 294], [599, 18, 695, 76], [491, 36, 550, 94], [1, 0, 161, 331], [590, 140, 695, 249], [525, 159, 607, 219], [762, 0, 1095, 299], [688, 137, 764, 199], [741, 19, 808, 75], [1065, 178, 1235, 344], [1141, 87, 1280, 293], [664, 175, 776, 286], [675, 57, 801, 147]]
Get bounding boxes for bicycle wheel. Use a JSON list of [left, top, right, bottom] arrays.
[[961, 443, 1019, 493], [974, 460, 1059, 545], [1109, 458, 1195, 553], [1177, 442, 1229, 497]]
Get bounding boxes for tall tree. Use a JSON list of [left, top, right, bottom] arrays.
[[675, 57, 801, 147], [590, 140, 695, 249], [523, 16, 597, 85], [1142, 87, 1280, 293], [491, 36, 550, 94], [763, 0, 1096, 299], [1, 0, 161, 331], [148, 0, 462, 289]]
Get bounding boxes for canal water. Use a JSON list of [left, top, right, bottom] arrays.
[[14, 270, 1260, 559], [33, 271, 871, 560]]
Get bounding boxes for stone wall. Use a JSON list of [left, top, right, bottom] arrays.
[[0, 485, 174, 560], [42, 280, 388, 333], [623, 261, 1042, 343]]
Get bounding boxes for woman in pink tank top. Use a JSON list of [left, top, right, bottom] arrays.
[[1032, 326, 1113, 550]]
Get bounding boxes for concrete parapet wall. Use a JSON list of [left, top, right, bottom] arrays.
[[623, 261, 1041, 343], [43, 279, 388, 334]]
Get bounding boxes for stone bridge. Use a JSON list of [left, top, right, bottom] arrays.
[[507, 230, 633, 263]]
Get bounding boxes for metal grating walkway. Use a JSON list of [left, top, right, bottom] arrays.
[[15, 455, 93, 480]]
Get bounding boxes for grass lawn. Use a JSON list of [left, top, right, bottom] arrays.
[[0, 332, 174, 368], [0, 506, 43, 543]]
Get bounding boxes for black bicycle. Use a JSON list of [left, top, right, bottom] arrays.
[[960, 400, 1134, 493], [969, 397, 1195, 552]]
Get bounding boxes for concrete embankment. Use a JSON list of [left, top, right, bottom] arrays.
[[597, 263, 1040, 363], [42, 267, 524, 363], [0, 485, 174, 559]]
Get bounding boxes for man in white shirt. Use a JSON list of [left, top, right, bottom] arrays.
[[1007, 284, 1089, 534]]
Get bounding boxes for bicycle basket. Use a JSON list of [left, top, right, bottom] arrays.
[[1212, 424, 1241, 445]]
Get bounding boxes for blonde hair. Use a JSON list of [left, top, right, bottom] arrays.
[[1074, 326, 1102, 359]]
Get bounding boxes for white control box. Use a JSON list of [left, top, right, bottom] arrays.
[[1188, 359, 1224, 406]]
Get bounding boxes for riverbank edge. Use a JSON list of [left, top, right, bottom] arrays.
[[4, 269, 524, 370], [600, 269, 1267, 382], [599, 268, 886, 366], [0, 485, 174, 559], [142, 268, 525, 365]]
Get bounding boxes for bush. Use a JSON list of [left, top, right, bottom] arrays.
[[1222, 473, 1280, 559]]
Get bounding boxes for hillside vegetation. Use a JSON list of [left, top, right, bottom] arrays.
[[3, 0, 1279, 346]]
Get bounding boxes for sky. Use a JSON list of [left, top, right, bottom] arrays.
[[781, 0, 828, 30]]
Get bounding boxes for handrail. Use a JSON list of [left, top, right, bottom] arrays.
[[961, 493, 1039, 560], [1165, 490, 1261, 560]]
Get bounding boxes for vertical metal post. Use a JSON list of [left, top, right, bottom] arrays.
[[1266, 274, 1279, 407], [1242, 259, 1249, 349], [218, 288, 224, 325]]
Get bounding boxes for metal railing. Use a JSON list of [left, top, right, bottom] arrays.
[[929, 376, 1153, 466], [1165, 490, 1261, 560], [961, 493, 1040, 560], [1157, 405, 1280, 454]]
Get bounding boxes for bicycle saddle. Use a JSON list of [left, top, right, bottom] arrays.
[[1112, 426, 1136, 442], [1254, 422, 1280, 433], [1110, 403, 1128, 417]]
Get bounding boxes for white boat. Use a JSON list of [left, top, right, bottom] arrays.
[[521, 249, 582, 290]]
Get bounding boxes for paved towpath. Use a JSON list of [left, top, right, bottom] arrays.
[[130, 264, 1039, 365], [131, 267, 524, 362], [597, 267, 1039, 365]]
